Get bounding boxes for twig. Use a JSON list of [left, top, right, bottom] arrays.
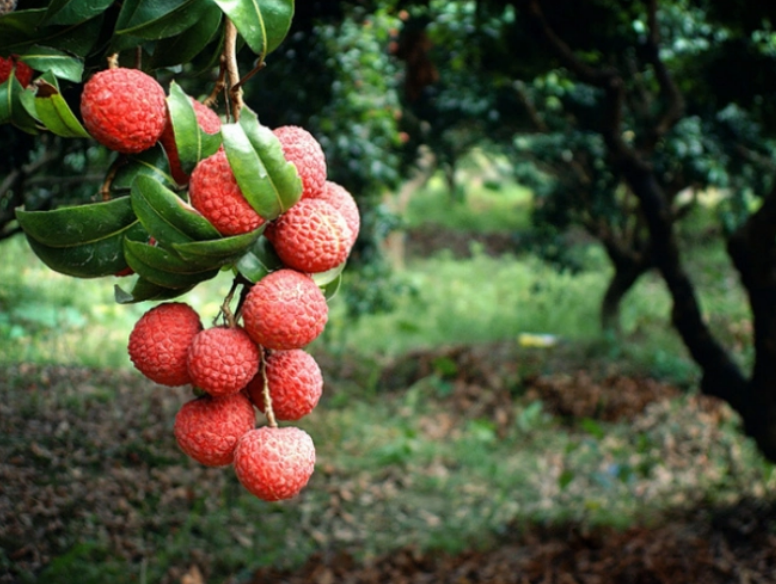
[[224, 19, 243, 121]]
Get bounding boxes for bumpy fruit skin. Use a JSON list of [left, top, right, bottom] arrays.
[[247, 350, 323, 421], [242, 269, 328, 351], [273, 126, 327, 199], [189, 149, 265, 236], [128, 302, 202, 386], [233, 426, 316, 501], [315, 181, 360, 248], [0, 55, 33, 87], [265, 198, 352, 274], [187, 326, 260, 397], [80, 68, 167, 154], [160, 99, 222, 185], [174, 393, 256, 467]]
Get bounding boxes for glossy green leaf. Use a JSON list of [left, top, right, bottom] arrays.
[[124, 239, 219, 288], [319, 272, 342, 300], [115, 0, 214, 40], [151, 3, 223, 68], [115, 277, 195, 304], [43, 0, 114, 26], [33, 75, 89, 138], [172, 227, 263, 266], [211, 0, 294, 57], [0, 76, 38, 134], [19, 45, 83, 82], [221, 109, 301, 221], [235, 235, 282, 282], [24, 221, 146, 278], [0, 10, 104, 56], [16, 196, 137, 248], [0, 9, 46, 52], [111, 145, 176, 194], [131, 174, 221, 247], [124, 238, 221, 275], [167, 82, 221, 176], [312, 261, 346, 288]]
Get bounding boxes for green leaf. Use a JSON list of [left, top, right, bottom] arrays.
[[16, 196, 137, 248], [319, 272, 342, 300], [115, 277, 195, 304], [167, 82, 221, 176], [211, 0, 294, 57], [19, 45, 83, 82], [124, 238, 219, 288], [131, 174, 221, 248], [33, 75, 89, 138], [0, 10, 104, 56], [111, 145, 176, 194], [150, 3, 223, 68], [115, 0, 215, 40], [0, 76, 38, 134], [235, 235, 282, 282], [172, 227, 263, 266], [24, 221, 147, 278], [43, 0, 114, 26], [312, 261, 346, 288], [0, 9, 46, 53], [124, 238, 222, 275], [221, 108, 301, 221]]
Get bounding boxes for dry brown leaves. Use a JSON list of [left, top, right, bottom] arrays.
[[250, 502, 776, 584]]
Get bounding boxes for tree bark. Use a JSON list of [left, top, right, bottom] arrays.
[[727, 187, 776, 459], [619, 161, 749, 410], [600, 253, 652, 334]]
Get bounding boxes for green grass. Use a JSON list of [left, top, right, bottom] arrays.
[[403, 166, 533, 233]]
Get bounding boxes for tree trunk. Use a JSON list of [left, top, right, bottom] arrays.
[[727, 188, 776, 460], [618, 160, 749, 408], [600, 256, 651, 334]]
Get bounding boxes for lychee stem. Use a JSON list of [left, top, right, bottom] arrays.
[[259, 349, 278, 428], [218, 278, 240, 328], [99, 157, 125, 201], [107, 53, 119, 70], [224, 18, 244, 121]]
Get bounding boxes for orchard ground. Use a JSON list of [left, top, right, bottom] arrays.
[[1, 162, 775, 583]]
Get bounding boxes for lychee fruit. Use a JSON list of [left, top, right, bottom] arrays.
[[0, 54, 33, 87], [128, 302, 202, 386], [314, 181, 360, 248], [174, 392, 256, 467], [265, 198, 352, 274], [80, 67, 167, 154], [241, 269, 328, 351], [189, 148, 265, 236], [187, 326, 260, 397], [273, 125, 327, 199], [160, 98, 222, 185], [233, 426, 316, 501], [247, 350, 323, 421]]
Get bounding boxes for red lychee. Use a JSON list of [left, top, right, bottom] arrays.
[[247, 350, 323, 421], [128, 302, 202, 386], [0, 55, 33, 87], [233, 426, 316, 501], [265, 198, 352, 274], [160, 98, 222, 185], [241, 269, 328, 351], [80, 67, 167, 154], [273, 125, 327, 199], [174, 392, 256, 467], [189, 148, 265, 236], [187, 326, 260, 397], [314, 181, 360, 248]]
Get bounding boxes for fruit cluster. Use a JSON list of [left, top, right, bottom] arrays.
[[77, 65, 360, 501]]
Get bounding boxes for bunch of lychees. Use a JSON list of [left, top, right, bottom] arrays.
[[79, 65, 359, 501]]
